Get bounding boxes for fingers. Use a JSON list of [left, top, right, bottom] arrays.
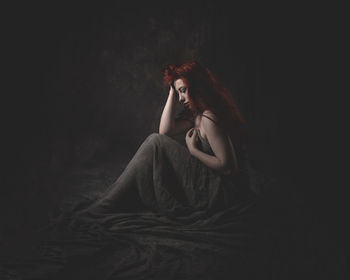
[[186, 127, 195, 138], [186, 127, 194, 134]]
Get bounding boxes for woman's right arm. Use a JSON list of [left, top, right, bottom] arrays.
[[159, 85, 193, 136]]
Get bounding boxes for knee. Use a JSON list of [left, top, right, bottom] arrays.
[[145, 133, 168, 143], [142, 133, 171, 150], [146, 132, 160, 140]]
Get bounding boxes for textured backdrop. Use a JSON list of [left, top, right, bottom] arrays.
[[3, 1, 281, 186], [1, 2, 346, 279]]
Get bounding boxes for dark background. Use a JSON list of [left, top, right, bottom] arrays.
[[1, 1, 346, 279]]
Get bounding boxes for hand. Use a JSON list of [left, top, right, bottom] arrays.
[[185, 127, 197, 154], [168, 83, 175, 97]]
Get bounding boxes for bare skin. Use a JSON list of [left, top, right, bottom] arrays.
[[159, 79, 192, 136], [159, 79, 238, 174]]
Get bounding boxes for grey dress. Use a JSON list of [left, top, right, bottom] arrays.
[[81, 115, 253, 217], [5, 115, 264, 280]]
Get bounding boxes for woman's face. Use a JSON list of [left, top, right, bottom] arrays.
[[174, 79, 190, 107]]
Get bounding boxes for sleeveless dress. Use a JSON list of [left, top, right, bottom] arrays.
[[3, 114, 263, 280], [78, 114, 253, 218]]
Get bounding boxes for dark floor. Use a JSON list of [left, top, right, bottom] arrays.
[[0, 151, 346, 280]]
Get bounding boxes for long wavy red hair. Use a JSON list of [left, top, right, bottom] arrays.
[[163, 61, 248, 145]]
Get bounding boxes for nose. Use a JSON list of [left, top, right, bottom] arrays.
[[179, 95, 184, 103]]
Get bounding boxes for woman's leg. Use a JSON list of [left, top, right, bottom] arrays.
[[82, 133, 191, 214]]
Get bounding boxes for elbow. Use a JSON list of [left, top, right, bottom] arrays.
[[158, 126, 166, 135], [159, 128, 172, 136], [158, 129, 171, 136]]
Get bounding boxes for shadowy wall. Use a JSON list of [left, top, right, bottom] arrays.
[[2, 1, 284, 210], [2, 3, 347, 278]]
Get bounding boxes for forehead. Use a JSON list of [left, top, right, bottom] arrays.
[[174, 79, 186, 89]]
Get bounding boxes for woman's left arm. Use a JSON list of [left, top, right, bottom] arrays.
[[185, 116, 233, 174]]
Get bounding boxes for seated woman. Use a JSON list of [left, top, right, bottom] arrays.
[[81, 61, 253, 217], [12, 62, 263, 280]]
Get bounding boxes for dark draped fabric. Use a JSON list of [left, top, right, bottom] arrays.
[[0, 133, 277, 280]]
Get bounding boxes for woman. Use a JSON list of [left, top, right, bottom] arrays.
[[160, 61, 247, 176], [82, 61, 253, 217], [14, 62, 263, 280]]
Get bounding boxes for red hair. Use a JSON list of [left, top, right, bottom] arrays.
[[163, 61, 248, 145]]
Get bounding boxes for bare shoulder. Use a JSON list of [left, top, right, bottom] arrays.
[[203, 110, 217, 118], [202, 110, 219, 124]]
